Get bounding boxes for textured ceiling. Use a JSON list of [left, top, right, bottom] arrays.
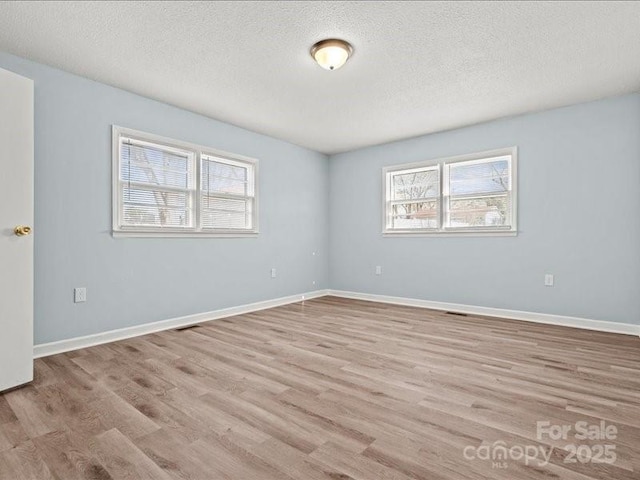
[[1, 1, 639, 154]]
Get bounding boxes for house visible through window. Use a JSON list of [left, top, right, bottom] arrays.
[[113, 126, 258, 236], [383, 148, 516, 235]]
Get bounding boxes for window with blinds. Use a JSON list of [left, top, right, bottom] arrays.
[[120, 138, 195, 229], [113, 126, 258, 236], [200, 154, 255, 231], [383, 148, 516, 236], [387, 166, 440, 231]]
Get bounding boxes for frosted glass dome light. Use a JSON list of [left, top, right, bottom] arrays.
[[311, 39, 353, 71]]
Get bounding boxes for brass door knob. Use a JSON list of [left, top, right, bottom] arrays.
[[14, 225, 32, 236]]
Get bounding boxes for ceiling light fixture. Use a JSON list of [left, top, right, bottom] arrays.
[[310, 39, 353, 71]]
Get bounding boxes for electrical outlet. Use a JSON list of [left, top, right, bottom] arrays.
[[544, 274, 554, 287], [312, 280, 316, 286], [271, 268, 277, 279], [74, 287, 87, 303], [375, 266, 382, 275]]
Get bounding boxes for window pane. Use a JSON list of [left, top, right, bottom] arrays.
[[123, 205, 191, 227], [449, 158, 509, 195], [201, 196, 252, 230], [202, 157, 250, 195], [202, 211, 249, 229], [120, 138, 194, 229], [390, 201, 438, 229], [392, 169, 438, 200], [123, 187, 188, 209], [121, 142, 191, 189], [448, 195, 510, 228]]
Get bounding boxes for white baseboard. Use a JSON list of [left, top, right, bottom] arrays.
[[33, 289, 330, 358], [34, 288, 638, 358], [328, 290, 640, 337]]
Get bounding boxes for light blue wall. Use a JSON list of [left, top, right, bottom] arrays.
[[2, 52, 638, 344], [0, 52, 329, 344], [329, 94, 640, 325]]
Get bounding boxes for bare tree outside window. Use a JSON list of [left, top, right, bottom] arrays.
[[384, 149, 516, 234], [389, 167, 440, 229]]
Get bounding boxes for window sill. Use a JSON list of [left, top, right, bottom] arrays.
[[382, 229, 517, 238], [112, 230, 259, 239]]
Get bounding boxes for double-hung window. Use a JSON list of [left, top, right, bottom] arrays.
[[200, 154, 256, 231], [113, 126, 258, 236], [386, 165, 440, 231], [383, 148, 517, 236]]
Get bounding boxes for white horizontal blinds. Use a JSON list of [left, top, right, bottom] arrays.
[[387, 166, 440, 230], [200, 154, 254, 230], [444, 155, 512, 229], [120, 137, 195, 228]]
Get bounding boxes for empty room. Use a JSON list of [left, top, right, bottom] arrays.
[[1, 1, 639, 479]]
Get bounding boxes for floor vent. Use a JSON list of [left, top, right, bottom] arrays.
[[445, 311, 469, 317], [175, 325, 202, 331]]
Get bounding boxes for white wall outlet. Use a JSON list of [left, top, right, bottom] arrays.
[[544, 274, 554, 287], [312, 280, 316, 286], [375, 266, 382, 275], [74, 287, 87, 303], [312, 251, 316, 256], [271, 268, 277, 279]]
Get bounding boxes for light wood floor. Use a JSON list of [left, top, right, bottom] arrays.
[[1, 297, 639, 480]]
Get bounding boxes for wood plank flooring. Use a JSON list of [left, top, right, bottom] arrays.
[[1, 296, 639, 479]]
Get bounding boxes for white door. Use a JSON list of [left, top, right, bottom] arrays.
[[0, 67, 34, 392]]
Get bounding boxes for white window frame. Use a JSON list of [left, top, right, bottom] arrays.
[[112, 126, 259, 238], [382, 147, 517, 237]]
